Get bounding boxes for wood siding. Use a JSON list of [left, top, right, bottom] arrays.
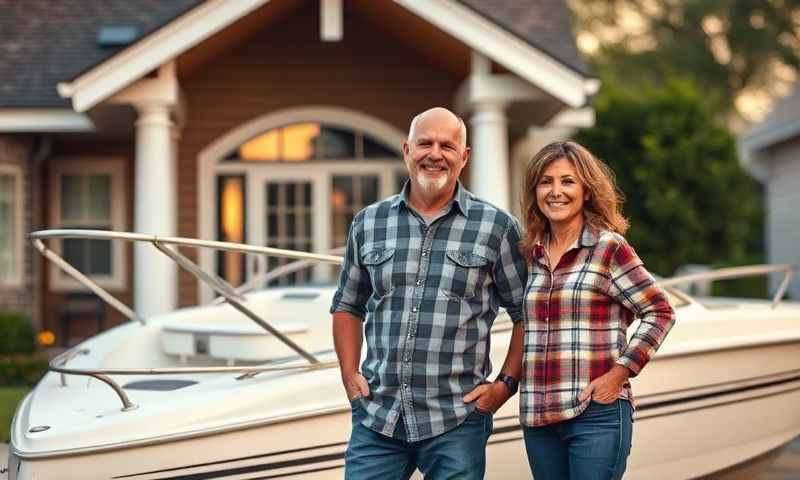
[[176, 1, 462, 306], [765, 136, 800, 300]]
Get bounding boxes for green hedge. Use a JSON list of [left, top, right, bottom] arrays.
[[0, 354, 49, 386], [0, 311, 35, 355]]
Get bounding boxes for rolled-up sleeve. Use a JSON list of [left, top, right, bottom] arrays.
[[609, 241, 675, 376], [492, 217, 529, 323], [330, 215, 372, 319]]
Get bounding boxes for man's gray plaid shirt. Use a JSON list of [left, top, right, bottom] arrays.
[[330, 182, 528, 442]]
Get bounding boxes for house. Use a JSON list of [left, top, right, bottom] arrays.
[[0, 0, 597, 342], [739, 85, 800, 300]]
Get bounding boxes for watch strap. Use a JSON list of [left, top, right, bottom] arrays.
[[495, 373, 519, 395]]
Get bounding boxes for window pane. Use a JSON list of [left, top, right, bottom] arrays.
[[88, 174, 111, 221], [364, 135, 401, 158], [286, 213, 296, 237], [0, 257, 8, 282], [239, 129, 280, 161], [303, 183, 312, 207], [0, 204, 10, 252], [267, 183, 279, 208], [283, 123, 321, 161], [317, 126, 355, 159], [88, 239, 112, 275], [219, 177, 245, 242], [216, 176, 246, 286], [332, 177, 353, 209], [61, 175, 84, 220], [63, 238, 87, 272], [0, 176, 15, 282], [360, 177, 379, 204], [0, 175, 13, 202]]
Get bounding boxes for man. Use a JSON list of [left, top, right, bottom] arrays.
[[331, 107, 528, 479]]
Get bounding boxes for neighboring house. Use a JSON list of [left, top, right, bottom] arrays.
[[739, 85, 800, 300], [0, 0, 597, 342]]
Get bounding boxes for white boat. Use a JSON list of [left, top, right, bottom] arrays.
[[6, 230, 800, 480]]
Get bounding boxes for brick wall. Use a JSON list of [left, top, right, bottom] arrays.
[[0, 134, 34, 318]]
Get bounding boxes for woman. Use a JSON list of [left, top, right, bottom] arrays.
[[516, 141, 675, 479]]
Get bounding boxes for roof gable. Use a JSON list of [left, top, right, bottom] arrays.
[[0, 0, 592, 110]]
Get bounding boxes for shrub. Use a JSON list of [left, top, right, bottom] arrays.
[[0, 354, 49, 385], [0, 311, 35, 355]]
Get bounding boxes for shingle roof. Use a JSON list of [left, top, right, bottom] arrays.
[[0, 0, 201, 108], [0, 0, 588, 109], [457, 0, 587, 75]]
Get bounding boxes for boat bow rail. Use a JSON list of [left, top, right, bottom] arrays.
[[658, 264, 795, 309], [30, 229, 343, 411], [30, 230, 796, 412]]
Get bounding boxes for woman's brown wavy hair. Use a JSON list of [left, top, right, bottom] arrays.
[[520, 141, 629, 260]]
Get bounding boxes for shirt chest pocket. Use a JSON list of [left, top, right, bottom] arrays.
[[361, 247, 396, 297], [441, 250, 491, 300]]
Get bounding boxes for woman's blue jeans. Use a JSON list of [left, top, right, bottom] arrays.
[[522, 400, 633, 480]]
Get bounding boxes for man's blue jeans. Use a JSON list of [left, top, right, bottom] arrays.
[[522, 400, 633, 480], [345, 401, 493, 480]]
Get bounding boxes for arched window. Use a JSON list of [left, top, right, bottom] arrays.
[[223, 122, 400, 162], [198, 108, 408, 296]]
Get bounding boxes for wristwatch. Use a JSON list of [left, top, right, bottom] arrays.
[[495, 373, 519, 395]]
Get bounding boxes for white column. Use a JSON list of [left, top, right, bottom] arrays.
[[469, 101, 510, 210], [133, 103, 177, 317]]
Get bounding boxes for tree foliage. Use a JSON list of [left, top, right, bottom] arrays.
[[570, 0, 800, 119], [575, 77, 763, 276]]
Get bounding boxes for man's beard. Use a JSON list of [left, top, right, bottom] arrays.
[[415, 170, 449, 193]]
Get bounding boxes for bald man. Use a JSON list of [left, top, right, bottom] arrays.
[[331, 108, 528, 479]]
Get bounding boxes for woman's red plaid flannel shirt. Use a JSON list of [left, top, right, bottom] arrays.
[[521, 227, 675, 426]]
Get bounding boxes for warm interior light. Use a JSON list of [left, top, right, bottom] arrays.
[[240, 129, 280, 161], [283, 123, 320, 161], [38, 330, 56, 347], [220, 178, 244, 285], [238, 123, 321, 161], [221, 179, 244, 242], [331, 188, 347, 208]]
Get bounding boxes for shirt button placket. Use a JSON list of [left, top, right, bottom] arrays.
[[402, 225, 435, 442]]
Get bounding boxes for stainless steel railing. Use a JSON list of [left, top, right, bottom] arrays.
[[658, 263, 795, 309], [31, 229, 796, 411], [31, 229, 343, 411]]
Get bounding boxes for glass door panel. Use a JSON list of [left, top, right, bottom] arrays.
[[264, 181, 314, 286], [331, 175, 380, 249]]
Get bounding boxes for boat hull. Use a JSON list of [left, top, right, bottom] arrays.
[[10, 342, 800, 480]]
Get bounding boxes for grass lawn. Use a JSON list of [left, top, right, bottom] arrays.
[[1, 386, 31, 442]]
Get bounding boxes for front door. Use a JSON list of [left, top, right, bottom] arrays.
[[243, 163, 401, 286]]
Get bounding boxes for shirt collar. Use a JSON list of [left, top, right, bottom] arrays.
[[393, 180, 470, 217], [534, 224, 599, 259]]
